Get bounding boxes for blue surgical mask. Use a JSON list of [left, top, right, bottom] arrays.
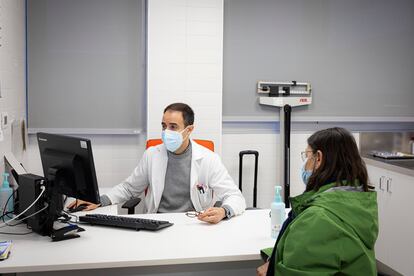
[[300, 158, 313, 185], [162, 129, 184, 152]]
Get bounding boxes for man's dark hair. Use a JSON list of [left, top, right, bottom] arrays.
[[305, 127, 368, 192], [163, 103, 195, 127]]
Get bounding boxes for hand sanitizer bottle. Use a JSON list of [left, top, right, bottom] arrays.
[[0, 173, 14, 219], [270, 185, 285, 239]]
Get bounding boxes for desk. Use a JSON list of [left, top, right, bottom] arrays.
[[0, 209, 275, 276]]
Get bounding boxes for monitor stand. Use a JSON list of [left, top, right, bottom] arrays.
[[50, 222, 84, 242], [46, 169, 85, 241], [33, 170, 84, 241]]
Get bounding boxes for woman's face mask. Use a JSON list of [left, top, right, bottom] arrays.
[[161, 128, 188, 152], [300, 158, 313, 185], [301, 150, 319, 185]]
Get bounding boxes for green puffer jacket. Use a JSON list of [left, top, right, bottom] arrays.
[[263, 182, 378, 276]]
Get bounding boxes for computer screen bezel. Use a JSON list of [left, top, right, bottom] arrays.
[[37, 132, 100, 204]]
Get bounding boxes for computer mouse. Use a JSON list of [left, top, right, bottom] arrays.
[[67, 204, 88, 213]]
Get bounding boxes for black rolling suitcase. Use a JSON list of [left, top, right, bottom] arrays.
[[239, 150, 259, 208]]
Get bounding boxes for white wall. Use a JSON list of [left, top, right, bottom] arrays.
[[26, 0, 225, 192], [21, 1, 361, 211], [147, 0, 223, 153], [222, 132, 303, 208], [0, 0, 26, 174], [25, 129, 360, 210], [25, 135, 146, 189], [222, 131, 360, 208]]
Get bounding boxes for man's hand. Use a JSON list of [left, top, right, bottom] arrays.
[[66, 199, 100, 211], [197, 207, 226, 224], [256, 261, 269, 276]]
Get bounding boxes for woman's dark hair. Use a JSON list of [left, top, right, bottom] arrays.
[[164, 103, 195, 127], [305, 127, 368, 192]]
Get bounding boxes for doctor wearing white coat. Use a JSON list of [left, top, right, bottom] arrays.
[[69, 103, 246, 224]]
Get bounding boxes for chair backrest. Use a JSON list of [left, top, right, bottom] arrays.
[[146, 139, 214, 152], [122, 138, 215, 214]]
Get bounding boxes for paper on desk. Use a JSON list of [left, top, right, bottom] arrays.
[[0, 240, 12, 260]]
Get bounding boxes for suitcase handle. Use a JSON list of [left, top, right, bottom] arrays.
[[239, 150, 259, 208], [240, 150, 259, 156]]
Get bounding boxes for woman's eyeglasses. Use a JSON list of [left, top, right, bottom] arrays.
[[300, 150, 313, 162], [185, 211, 203, 218]]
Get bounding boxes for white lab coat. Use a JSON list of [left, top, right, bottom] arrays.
[[105, 140, 246, 215]]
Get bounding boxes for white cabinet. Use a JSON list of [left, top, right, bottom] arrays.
[[367, 165, 387, 263], [367, 164, 414, 276]]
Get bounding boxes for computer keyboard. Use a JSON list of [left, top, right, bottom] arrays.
[[79, 214, 173, 231]]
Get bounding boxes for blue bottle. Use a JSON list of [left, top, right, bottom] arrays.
[[0, 173, 14, 219], [270, 185, 285, 239]]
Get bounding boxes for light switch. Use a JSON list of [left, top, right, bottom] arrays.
[[1, 112, 8, 129]]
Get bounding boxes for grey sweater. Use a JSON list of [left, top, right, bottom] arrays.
[[157, 142, 194, 213]]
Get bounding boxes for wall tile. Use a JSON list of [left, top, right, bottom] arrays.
[[0, 0, 26, 176], [147, 0, 223, 151]]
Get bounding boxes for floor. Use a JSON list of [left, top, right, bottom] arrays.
[[377, 261, 403, 276]]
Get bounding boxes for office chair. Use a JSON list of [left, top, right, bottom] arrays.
[[146, 139, 214, 152], [121, 139, 215, 214]]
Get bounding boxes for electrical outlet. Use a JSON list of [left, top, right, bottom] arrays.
[[1, 112, 8, 129]]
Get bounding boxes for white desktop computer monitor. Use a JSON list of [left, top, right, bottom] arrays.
[[4, 152, 27, 190]]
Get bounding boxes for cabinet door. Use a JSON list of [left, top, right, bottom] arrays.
[[384, 171, 414, 276], [366, 165, 388, 264]]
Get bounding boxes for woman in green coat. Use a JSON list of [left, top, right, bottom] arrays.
[[258, 127, 378, 276]]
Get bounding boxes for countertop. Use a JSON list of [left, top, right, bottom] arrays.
[[363, 154, 414, 177]]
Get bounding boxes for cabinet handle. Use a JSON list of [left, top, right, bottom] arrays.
[[386, 177, 392, 193], [379, 176, 385, 191]]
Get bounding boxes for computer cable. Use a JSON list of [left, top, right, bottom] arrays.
[[3, 199, 20, 221], [1, 189, 17, 222], [3, 203, 49, 227], [0, 230, 33, 235], [0, 184, 46, 228], [0, 211, 14, 222], [61, 210, 79, 224], [0, 221, 33, 235], [1, 191, 17, 221], [0, 202, 49, 235], [0, 231, 33, 235]]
